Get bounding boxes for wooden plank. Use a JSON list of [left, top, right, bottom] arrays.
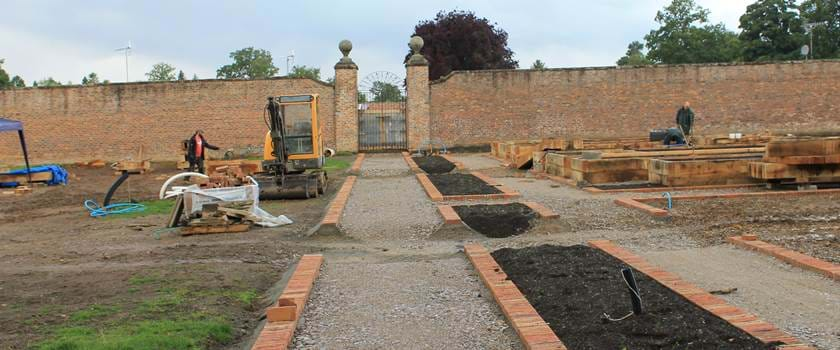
[[765, 137, 840, 160], [649, 159, 758, 186], [0, 171, 53, 183], [601, 147, 765, 159], [180, 223, 250, 236], [750, 161, 840, 181]]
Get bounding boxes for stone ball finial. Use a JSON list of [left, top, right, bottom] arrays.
[[407, 36, 429, 66], [339, 40, 353, 58], [336, 39, 357, 69], [409, 36, 424, 54]]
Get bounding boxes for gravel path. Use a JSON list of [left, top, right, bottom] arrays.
[[340, 176, 441, 240], [642, 245, 840, 350], [360, 153, 412, 177], [292, 153, 519, 349], [292, 255, 521, 350]]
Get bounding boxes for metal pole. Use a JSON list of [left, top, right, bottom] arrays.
[[125, 49, 129, 81], [810, 31, 814, 59]]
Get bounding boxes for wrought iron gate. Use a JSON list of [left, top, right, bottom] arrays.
[[357, 89, 407, 152]]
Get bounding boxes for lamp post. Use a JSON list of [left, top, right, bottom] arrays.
[[115, 41, 132, 82], [804, 22, 827, 60]]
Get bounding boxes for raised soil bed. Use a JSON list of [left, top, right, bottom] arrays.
[[492, 245, 774, 349], [426, 173, 502, 196], [453, 203, 536, 238], [412, 156, 456, 174]]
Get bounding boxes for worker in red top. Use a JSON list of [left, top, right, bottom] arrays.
[[186, 130, 219, 174]]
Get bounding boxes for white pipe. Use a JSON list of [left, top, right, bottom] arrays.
[[159, 172, 209, 199]]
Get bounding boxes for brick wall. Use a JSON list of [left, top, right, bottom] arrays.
[[0, 78, 335, 164], [429, 60, 840, 146]]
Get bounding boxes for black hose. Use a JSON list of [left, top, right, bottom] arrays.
[[104, 171, 132, 207]]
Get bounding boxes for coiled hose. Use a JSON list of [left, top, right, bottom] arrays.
[[84, 199, 145, 217]]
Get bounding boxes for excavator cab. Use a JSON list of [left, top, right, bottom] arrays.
[[255, 94, 329, 199]]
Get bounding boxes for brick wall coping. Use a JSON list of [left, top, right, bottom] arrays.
[[5, 76, 333, 91]]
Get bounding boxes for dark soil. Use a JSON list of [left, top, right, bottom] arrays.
[[454, 203, 536, 238], [413, 156, 455, 174], [426, 173, 502, 196], [492, 245, 774, 350]]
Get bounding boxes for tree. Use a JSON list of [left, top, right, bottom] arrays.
[[370, 81, 404, 102], [33, 77, 62, 87], [357, 92, 368, 104], [287, 65, 321, 80], [0, 59, 9, 89], [740, 0, 806, 61], [531, 60, 547, 70], [644, 0, 742, 64], [325, 76, 336, 85], [10, 76, 25, 88], [407, 10, 518, 80], [81, 72, 100, 85], [800, 0, 840, 59], [146, 62, 177, 81], [617, 41, 653, 66], [216, 47, 279, 79], [192, 74, 199, 80], [178, 70, 186, 81]]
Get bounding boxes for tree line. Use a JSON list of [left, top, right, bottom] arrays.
[[617, 0, 839, 66]]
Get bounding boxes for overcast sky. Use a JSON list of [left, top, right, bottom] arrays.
[[1, 0, 753, 84]]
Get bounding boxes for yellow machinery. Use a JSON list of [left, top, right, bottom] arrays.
[[254, 94, 329, 199]]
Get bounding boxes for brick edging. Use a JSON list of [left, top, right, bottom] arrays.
[[349, 153, 365, 174], [401, 151, 422, 173], [437, 201, 557, 225], [464, 244, 567, 350], [617, 188, 840, 218], [588, 240, 813, 349], [251, 254, 324, 350], [728, 235, 839, 281], [320, 176, 357, 226]]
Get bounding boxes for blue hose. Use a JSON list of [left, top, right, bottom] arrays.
[[662, 192, 673, 210], [84, 199, 146, 218]]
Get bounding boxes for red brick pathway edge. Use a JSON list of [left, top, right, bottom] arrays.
[[588, 240, 814, 349], [401, 151, 422, 173], [348, 153, 365, 174], [728, 235, 840, 281], [616, 188, 840, 218], [320, 176, 357, 226], [416, 172, 521, 202], [463, 244, 568, 350], [437, 201, 558, 225], [251, 254, 324, 350]]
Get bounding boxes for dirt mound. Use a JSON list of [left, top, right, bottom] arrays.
[[426, 173, 501, 196], [412, 156, 455, 174], [491, 245, 773, 350], [454, 203, 536, 238]]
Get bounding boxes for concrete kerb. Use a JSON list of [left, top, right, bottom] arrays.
[[616, 188, 840, 219], [588, 240, 814, 349], [728, 235, 840, 281], [437, 201, 558, 226], [309, 176, 357, 236], [250, 254, 324, 350], [416, 171, 521, 202], [464, 243, 568, 350]]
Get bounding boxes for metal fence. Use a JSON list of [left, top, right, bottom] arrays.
[[357, 89, 407, 152]]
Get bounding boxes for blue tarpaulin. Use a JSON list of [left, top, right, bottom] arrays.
[[0, 165, 68, 187]]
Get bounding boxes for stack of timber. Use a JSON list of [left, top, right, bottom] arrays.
[[180, 201, 254, 236], [693, 133, 772, 147], [750, 137, 840, 185], [649, 157, 760, 186]]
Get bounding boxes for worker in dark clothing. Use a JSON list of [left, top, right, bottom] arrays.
[[675, 101, 695, 136], [186, 130, 219, 174]]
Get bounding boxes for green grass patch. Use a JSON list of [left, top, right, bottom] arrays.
[[35, 318, 233, 350], [323, 158, 350, 171], [104, 199, 173, 220], [69, 305, 121, 322]]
